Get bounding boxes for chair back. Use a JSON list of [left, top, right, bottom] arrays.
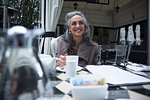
[[101, 45, 109, 51], [115, 45, 127, 63], [50, 36, 60, 57]]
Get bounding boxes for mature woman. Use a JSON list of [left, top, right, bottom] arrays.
[[56, 11, 98, 67]]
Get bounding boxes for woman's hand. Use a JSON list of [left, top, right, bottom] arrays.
[[56, 54, 68, 67]]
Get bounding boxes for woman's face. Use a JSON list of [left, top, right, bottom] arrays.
[[69, 15, 85, 38]]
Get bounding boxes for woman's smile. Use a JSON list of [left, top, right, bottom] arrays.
[[74, 28, 82, 33]]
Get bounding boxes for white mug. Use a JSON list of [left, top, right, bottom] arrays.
[[66, 56, 79, 78]]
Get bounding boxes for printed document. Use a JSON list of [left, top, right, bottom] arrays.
[[86, 65, 150, 85]]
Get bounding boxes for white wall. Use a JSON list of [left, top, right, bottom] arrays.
[[58, 8, 113, 27], [58, 0, 147, 28], [114, 0, 147, 28]]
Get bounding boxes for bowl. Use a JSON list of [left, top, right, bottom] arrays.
[[70, 75, 108, 100]]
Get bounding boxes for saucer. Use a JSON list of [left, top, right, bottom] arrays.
[[56, 66, 82, 72]]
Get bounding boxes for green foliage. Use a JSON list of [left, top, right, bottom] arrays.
[[1, 0, 40, 29]]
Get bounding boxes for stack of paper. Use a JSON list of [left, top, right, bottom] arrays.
[[125, 62, 150, 71], [86, 65, 150, 86]]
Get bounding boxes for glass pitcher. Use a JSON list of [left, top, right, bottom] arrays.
[[0, 26, 53, 100]]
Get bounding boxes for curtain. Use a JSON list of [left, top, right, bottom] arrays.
[[127, 25, 135, 44], [39, 0, 64, 55], [135, 24, 141, 45]]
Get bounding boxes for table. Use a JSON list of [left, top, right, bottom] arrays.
[[50, 66, 150, 100]]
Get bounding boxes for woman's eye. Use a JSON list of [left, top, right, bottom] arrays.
[[72, 21, 76, 25], [79, 21, 84, 25]]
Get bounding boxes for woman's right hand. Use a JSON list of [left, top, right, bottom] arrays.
[[56, 54, 68, 67]]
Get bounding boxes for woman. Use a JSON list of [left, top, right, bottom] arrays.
[[56, 11, 98, 67]]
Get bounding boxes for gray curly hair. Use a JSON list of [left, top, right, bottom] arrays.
[[62, 11, 92, 46]]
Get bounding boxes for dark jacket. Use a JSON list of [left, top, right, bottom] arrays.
[[56, 37, 99, 67]]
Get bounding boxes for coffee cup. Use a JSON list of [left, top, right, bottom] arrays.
[[66, 56, 79, 78]]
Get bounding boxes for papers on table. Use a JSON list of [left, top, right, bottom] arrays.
[[86, 65, 150, 86], [125, 62, 150, 72]]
